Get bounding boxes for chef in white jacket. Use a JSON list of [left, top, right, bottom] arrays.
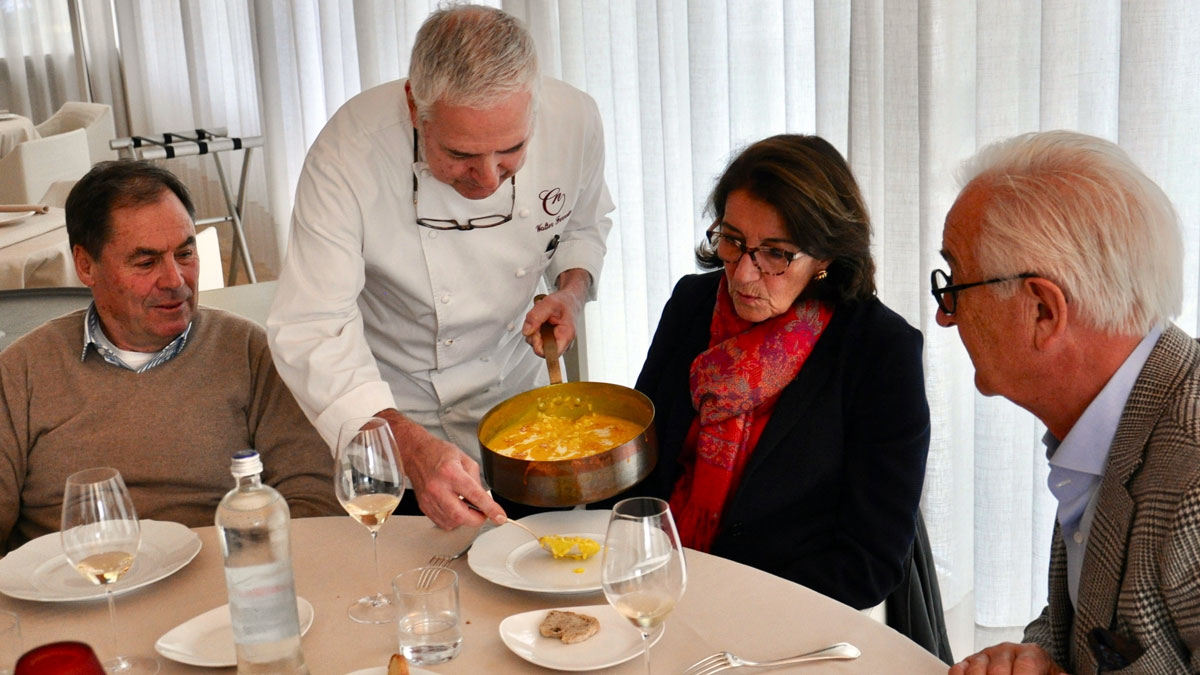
[[267, 5, 613, 529]]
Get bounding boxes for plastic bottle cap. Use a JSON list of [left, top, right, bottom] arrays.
[[230, 450, 263, 478]]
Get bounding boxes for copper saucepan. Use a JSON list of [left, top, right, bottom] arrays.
[[477, 300, 657, 507]]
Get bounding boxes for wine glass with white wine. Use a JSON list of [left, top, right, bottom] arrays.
[[336, 416, 406, 624], [60, 467, 159, 674], [601, 497, 687, 675]]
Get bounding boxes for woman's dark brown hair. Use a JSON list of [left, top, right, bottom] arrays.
[[697, 134, 876, 303]]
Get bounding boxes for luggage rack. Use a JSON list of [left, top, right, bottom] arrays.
[[110, 127, 261, 285]]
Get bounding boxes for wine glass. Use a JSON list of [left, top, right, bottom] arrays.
[[336, 416, 406, 624], [60, 467, 159, 674], [601, 497, 688, 675]]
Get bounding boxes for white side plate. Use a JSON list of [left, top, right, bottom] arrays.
[[0, 520, 201, 602], [0, 211, 35, 226], [499, 604, 665, 672], [155, 597, 314, 668], [345, 662, 439, 667], [468, 510, 609, 594]]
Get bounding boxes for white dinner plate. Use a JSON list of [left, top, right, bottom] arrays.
[[343, 662, 436, 667], [0, 520, 201, 602], [468, 510, 609, 594], [0, 211, 35, 226], [499, 604, 665, 672], [154, 597, 314, 667]]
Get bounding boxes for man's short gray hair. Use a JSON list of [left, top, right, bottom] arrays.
[[958, 130, 1182, 337], [409, 4, 539, 121]]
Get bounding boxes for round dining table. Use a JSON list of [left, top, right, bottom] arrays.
[[0, 515, 946, 673]]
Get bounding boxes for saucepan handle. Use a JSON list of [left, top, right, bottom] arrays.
[[533, 294, 563, 385]]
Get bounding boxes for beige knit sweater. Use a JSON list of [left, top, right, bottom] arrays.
[[0, 307, 341, 553]]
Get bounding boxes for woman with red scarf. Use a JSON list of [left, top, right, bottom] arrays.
[[626, 135, 930, 612]]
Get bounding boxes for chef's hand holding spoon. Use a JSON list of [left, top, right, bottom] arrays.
[[373, 408, 507, 530]]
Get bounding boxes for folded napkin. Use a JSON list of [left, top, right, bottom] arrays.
[[0, 204, 50, 214]]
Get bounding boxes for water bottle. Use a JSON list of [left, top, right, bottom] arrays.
[[215, 450, 309, 674]]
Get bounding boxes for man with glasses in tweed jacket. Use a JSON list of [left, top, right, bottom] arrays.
[[936, 130, 1200, 674]]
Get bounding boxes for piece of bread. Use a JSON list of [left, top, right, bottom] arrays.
[[539, 609, 601, 644], [387, 653, 409, 675]]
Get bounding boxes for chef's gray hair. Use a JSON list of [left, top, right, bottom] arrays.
[[409, 4, 539, 122], [957, 129, 1181, 337]]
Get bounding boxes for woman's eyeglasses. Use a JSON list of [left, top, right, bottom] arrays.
[[707, 230, 804, 276]]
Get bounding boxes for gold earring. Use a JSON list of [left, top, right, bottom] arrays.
[[814, 269, 828, 281]]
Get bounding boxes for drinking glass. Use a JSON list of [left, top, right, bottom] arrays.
[[60, 467, 158, 674], [336, 416, 406, 623], [601, 497, 687, 675]]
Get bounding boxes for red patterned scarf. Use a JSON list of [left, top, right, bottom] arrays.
[[670, 276, 832, 551]]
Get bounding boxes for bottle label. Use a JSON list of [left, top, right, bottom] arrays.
[[224, 561, 301, 644]]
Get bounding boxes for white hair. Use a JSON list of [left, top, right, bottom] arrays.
[[409, 4, 540, 121], [957, 130, 1182, 336]]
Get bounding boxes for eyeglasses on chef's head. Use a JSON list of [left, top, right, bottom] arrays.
[[411, 126, 516, 231], [929, 268, 1038, 315], [705, 228, 806, 276]]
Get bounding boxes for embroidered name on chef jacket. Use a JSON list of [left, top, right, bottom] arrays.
[[536, 187, 573, 231]]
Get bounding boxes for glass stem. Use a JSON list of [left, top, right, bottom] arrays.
[[105, 586, 127, 667], [640, 631, 652, 675], [371, 530, 383, 603]]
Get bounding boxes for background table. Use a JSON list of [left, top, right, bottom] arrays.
[[0, 516, 945, 673], [0, 208, 80, 290], [0, 114, 38, 158]]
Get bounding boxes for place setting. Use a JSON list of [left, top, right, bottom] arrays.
[[0, 204, 50, 228]]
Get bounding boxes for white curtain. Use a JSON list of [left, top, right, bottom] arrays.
[[0, 0, 79, 119], [5, 0, 1199, 659]]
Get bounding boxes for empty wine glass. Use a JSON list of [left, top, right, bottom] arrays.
[[601, 497, 688, 675], [60, 467, 159, 674], [336, 416, 406, 624]]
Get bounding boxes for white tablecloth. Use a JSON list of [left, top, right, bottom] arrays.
[[0, 114, 38, 158], [0, 208, 81, 290], [0, 516, 946, 673]]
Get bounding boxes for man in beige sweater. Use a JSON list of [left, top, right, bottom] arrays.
[[0, 161, 339, 554]]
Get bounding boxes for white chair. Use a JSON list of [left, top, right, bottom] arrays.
[[0, 128, 92, 204], [195, 226, 224, 291], [35, 102, 118, 165]]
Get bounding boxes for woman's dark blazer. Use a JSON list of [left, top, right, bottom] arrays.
[[631, 271, 930, 610]]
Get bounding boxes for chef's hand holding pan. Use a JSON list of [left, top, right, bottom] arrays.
[[374, 408, 507, 530], [523, 268, 591, 358]]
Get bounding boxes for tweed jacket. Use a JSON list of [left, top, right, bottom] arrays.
[[617, 271, 930, 610], [1023, 324, 1200, 673]]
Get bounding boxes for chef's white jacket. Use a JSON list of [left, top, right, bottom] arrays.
[[267, 77, 614, 458]]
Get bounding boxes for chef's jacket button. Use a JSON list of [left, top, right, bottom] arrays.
[[481, 356, 490, 362], [506, 322, 515, 332], [427, 230, 438, 239], [440, 294, 451, 304], [1073, 531, 1083, 544], [519, 207, 530, 218], [421, 168, 431, 178], [444, 338, 454, 346], [515, 268, 527, 278]]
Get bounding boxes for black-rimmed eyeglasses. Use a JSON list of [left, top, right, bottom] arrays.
[[707, 229, 806, 276], [412, 127, 515, 231], [930, 268, 1037, 315]]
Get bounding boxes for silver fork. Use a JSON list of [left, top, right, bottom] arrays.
[[681, 642, 860, 675], [417, 521, 494, 588]]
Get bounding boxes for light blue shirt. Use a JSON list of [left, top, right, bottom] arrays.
[[81, 302, 192, 372], [1043, 323, 1163, 608]]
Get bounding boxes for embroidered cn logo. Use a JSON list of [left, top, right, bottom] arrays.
[[540, 188, 566, 216]]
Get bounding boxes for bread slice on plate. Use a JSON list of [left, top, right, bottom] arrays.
[[387, 653, 409, 675], [539, 609, 601, 644]]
